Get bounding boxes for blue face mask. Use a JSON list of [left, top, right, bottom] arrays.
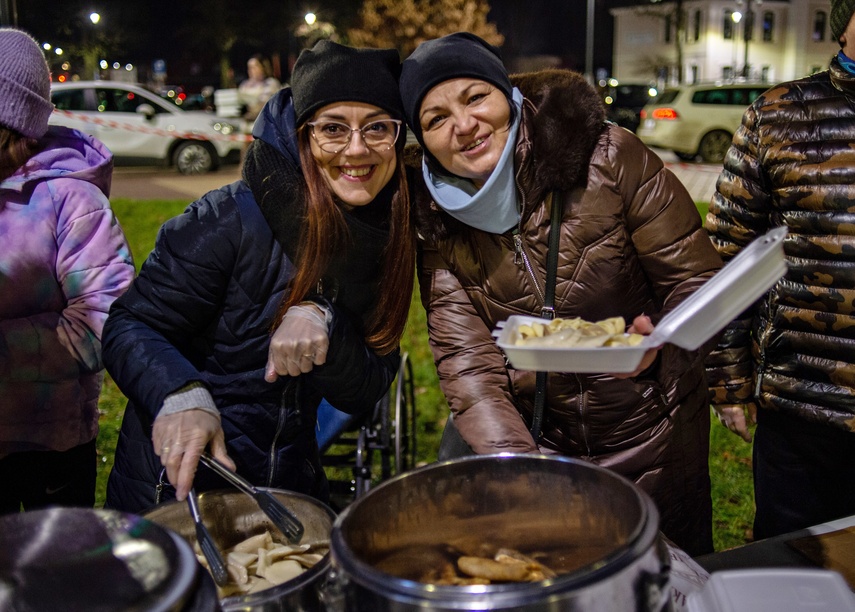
[[423, 88, 524, 234]]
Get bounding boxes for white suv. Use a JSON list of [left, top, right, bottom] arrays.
[[49, 81, 243, 175], [636, 83, 768, 164]]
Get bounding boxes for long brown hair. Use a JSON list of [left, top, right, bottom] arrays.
[[0, 126, 40, 182], [273, 127, 415, 355]]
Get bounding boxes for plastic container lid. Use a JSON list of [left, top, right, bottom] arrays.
[[493, 226, 788, 373], [686, 568, 855, 612]]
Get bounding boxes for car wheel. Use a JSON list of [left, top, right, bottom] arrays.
[[698, 130, 732, 164], [674, 151, 697, 162], [174, 141, 216, 175]]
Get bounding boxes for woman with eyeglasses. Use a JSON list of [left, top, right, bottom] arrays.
[[400, 33, 723, 556], [103, 40, 414, 513]]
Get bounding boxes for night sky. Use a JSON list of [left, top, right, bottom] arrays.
[[15, 0, 641, 89]]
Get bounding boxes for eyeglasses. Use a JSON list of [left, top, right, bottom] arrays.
[[306, 119, 402, 154]]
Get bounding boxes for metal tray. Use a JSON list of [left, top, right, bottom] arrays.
[[493, 227, 788, 373]]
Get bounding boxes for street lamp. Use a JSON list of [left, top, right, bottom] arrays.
[[81, 9, 102, 80], [735, 0, 758, 79]]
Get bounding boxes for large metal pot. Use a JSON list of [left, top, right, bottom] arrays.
[[0, 507, 217, 612], [144, 488, 336, 612], [327, 454, 670, 611]]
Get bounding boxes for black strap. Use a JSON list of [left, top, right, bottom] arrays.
[[530, 191, 563, 441]]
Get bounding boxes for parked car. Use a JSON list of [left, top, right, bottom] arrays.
[[603, 82, 658, 134], [49, 81, 243, 174], [636, 82, 768, 163]]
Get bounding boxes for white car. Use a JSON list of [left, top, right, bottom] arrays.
[[49, 81, 244, 175], [636, 82, 768, 164]]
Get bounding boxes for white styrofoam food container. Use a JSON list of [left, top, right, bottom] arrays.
[[493, 227, 788, 373], [685, 568, 855, 612]]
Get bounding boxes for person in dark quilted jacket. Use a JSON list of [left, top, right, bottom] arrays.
[[103, 40, 414, 513], [706, 0, 855, 540]]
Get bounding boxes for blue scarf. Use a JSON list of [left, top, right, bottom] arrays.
[[837, 50, 855, 75], [423, 88, 524, 234]]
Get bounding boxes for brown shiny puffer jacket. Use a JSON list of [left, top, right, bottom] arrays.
[[706, 57, 855, 434], [412, 69, 723, 555]]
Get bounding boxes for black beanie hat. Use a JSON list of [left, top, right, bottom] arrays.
[[831, 0, 855, 44], [291, 40, 403, 127], [400, 32, 512, 144]]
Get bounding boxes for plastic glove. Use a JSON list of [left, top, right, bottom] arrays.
[[713, 403, 756, 442], [265, 303, 330, 382], [152, 409, 235, 501], [610, 314, 661, 379]]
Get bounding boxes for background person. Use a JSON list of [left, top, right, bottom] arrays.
[[705, 0, 855, 540], [400, 32, 723, 556], [103, 40, 414, 514], [238, 54, 282, 128], [0, 28, 134, 513]]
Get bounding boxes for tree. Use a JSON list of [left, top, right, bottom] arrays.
[[632, 0, 686, 84], [347, 0, 504, 57]]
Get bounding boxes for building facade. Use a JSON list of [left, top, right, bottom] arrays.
[[610, 0, 839, 86]]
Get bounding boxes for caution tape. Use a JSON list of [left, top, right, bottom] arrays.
[[52, 109, 254, 143]]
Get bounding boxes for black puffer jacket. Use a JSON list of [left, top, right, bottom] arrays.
[[706, 56, 855, 433], [104, 89, 399, 513], [412, 69, 723, 555]]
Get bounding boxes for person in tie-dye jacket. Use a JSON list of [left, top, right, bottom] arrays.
[[0, 27, 134, 513]]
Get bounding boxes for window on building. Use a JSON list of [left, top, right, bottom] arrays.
[[814, 11, 827, 42], [693, 10, 702, 41], [763, 11, 775, 42], [724, 10, 735, 40], [665, 13, 672, 43], [691, 65, 699, 84], [761, 66, 770, 82], [723, 66, 734, 80]]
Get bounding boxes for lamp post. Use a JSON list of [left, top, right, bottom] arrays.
[[735, 0, 757, 79], [81, 10, 102, 80]]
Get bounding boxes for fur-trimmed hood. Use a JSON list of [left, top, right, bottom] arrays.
[[407, 68, 607, 239]]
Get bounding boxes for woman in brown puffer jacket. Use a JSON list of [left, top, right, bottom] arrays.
[[400, 33, 723, 556]]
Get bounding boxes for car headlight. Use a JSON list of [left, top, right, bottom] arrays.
[[212, 121, 238, 136]]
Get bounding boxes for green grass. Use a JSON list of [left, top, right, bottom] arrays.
[[98, 198, 754, 552]]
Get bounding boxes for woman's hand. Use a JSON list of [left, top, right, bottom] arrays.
[[152, 409, 235, 501], [609, 314, 660, 379], [265, 303, 330, 382], [713, 403, 756, 442]]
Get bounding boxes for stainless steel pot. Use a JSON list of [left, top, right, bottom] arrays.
[[327, 454, 670, 612], [144, 488, 336, 612], [0, 507, 213, 612]]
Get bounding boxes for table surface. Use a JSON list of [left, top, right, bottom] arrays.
[[695, 514, 855, 574]]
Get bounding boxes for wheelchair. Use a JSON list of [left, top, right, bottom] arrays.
[[317, 352, 417, 511]]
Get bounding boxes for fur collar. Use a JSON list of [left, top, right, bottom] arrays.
[[407, 68, 607, 239]]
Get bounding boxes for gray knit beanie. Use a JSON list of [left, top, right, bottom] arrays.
[[0, 28, 53, 139], [831, 0, 855, 44]]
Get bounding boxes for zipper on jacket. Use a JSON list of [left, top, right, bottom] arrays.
[[575, 375, 592, 456], [513, 230, 545, 304], [268, 381, 294, 486], [753, 295, 778, 397]]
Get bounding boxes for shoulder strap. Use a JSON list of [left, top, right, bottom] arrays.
[[530, 190, 563, 441]]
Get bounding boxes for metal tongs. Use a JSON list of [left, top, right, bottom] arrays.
[[199, 452, 305, 543], [187, 487, 230, 587]]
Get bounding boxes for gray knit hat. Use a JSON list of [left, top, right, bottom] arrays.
[[831, 0, 855, 44], [0, 28, 53, 139]]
